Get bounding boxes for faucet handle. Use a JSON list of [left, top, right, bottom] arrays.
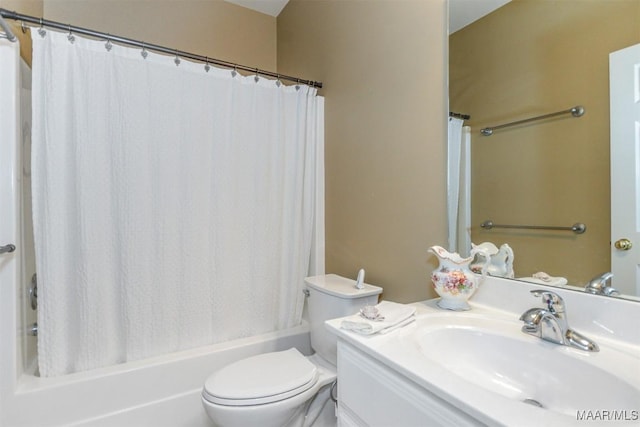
[[519, 307, 546, 325], [530, 289, 565, 314], [585, 272, 615, 295]]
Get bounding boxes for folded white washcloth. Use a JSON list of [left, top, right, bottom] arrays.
[[517, 272, 568, 287], [341, 301, 416, 335]]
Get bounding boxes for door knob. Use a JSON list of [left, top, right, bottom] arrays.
[[614, 238, 632, 251]]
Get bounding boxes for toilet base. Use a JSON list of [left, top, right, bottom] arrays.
[[301, 381, 337, 427]]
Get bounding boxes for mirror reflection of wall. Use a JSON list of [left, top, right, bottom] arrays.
[[449, 0, 639, 287]]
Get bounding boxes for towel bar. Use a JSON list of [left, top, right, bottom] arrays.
[[481, 220, 586, 234]]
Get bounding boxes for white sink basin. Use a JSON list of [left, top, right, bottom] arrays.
[[401, 313, 640, 417]]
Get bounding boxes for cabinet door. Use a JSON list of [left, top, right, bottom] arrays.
[[337, 341, 484, 427]]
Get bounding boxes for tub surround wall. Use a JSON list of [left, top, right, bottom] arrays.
[[19, 58, 36, 380], [277, 0, 448, 303], [0, 37, 23, 427]]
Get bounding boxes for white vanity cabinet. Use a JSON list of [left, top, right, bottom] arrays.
[[336, 339, 483, 427]]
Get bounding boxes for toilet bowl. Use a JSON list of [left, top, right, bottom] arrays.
[[202, 350, 336, 427], [201, 274, 382, 427]]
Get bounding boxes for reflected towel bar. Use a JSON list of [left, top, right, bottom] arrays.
[[480, 106, 585, 136], [481, 220, 586, 234]]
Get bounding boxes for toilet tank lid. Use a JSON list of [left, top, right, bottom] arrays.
[[305, 274, 383, 298]]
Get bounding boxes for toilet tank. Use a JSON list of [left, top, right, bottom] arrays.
[[304, 274, 383, 366]]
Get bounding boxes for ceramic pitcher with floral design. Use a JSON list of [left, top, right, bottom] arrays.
[[428, 245, 489, 311]]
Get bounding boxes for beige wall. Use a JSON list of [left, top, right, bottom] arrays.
[[278, 0, 448, 302], [2, 0, 276, 71], [0, 0, 43, 16], [450, 0, 640, 284]]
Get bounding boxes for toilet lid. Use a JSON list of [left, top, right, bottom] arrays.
[[202, 348, 318, 406]]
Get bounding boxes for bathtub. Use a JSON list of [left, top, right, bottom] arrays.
[[0, 37, 313, 427], [4, 324, 311, 427]]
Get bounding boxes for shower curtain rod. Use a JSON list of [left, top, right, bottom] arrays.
[[0, 9, 16, 41], [0, 8, 323, 89]]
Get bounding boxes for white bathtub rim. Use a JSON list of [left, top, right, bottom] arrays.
[[5, 322, 311, 427], [16, 320, 310, 393]]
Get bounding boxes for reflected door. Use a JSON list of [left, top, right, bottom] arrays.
[[610, 43, 640, 296]]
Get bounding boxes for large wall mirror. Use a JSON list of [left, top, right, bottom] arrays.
[[448, 0, 640, 300]]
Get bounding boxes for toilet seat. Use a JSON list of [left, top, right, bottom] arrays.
[[203, 348, 319, 406]]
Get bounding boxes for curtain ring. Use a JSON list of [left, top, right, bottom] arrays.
[[141, 41, 148, 59], [21, 21, 27, 34], [105, 34, 112, 52], [204, 57, 211, 72], [67, 24, 75, 43], [37, 18, 46, 38], [254, 67, 259, 83], [231, 64, 237, 78], [295, 78, 301, 91], [276, 74, 281, 87], [174, 49, 181, 66]]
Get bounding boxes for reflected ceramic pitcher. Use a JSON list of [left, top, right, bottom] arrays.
[[429, 245, 489, 311], [470, 242, 515, 278]]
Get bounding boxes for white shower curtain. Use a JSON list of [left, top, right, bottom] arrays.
[[447, 117, 471, 256], [31, 31, 324, 377]]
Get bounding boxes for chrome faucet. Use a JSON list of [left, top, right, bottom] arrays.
[[519, 290, 599, 352], [585, 272, 619, 296]]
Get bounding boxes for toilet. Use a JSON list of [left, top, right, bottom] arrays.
[[201, 274, 383, 427]]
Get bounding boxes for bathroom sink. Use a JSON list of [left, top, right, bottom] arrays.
[[326, 279, 640, 426], [402, 313, 640, 417]]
